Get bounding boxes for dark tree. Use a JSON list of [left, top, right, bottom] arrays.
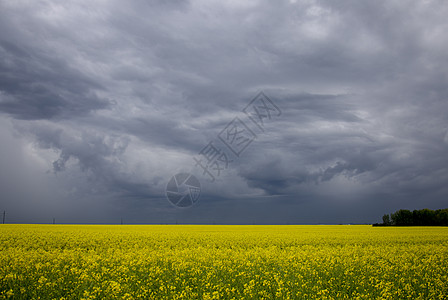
[[436, 209, 448, 226], [413, 209, 436, 226], [382, 214, 391, 225], [376, 208, 448, 226], [391, 209, 413, 226]]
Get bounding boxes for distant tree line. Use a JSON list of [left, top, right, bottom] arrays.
[[373, 208, 448, 226]]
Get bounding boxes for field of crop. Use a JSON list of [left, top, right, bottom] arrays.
[[1, 225, 447, 299]]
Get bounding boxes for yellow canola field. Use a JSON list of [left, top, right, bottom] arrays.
[[1, 225, 447, 299]]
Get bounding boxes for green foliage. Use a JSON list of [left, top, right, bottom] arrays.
[[380, 208, 448, 226], [382, 214, 391, 225], [391, 209, 413, 226]]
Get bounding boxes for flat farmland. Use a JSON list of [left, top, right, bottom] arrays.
[[1, 225, 447, 299]]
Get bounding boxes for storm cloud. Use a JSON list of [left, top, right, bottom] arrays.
[[1, 0, 448, 224]]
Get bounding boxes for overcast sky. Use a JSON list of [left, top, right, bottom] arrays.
[[1, 0, 448, 224]]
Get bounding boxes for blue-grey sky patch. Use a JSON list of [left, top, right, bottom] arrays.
[[1, 0, 448, 224]]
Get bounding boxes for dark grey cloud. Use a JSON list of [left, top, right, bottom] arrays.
[[0, 40, 110, 120], [1, 0, 448, 224]]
